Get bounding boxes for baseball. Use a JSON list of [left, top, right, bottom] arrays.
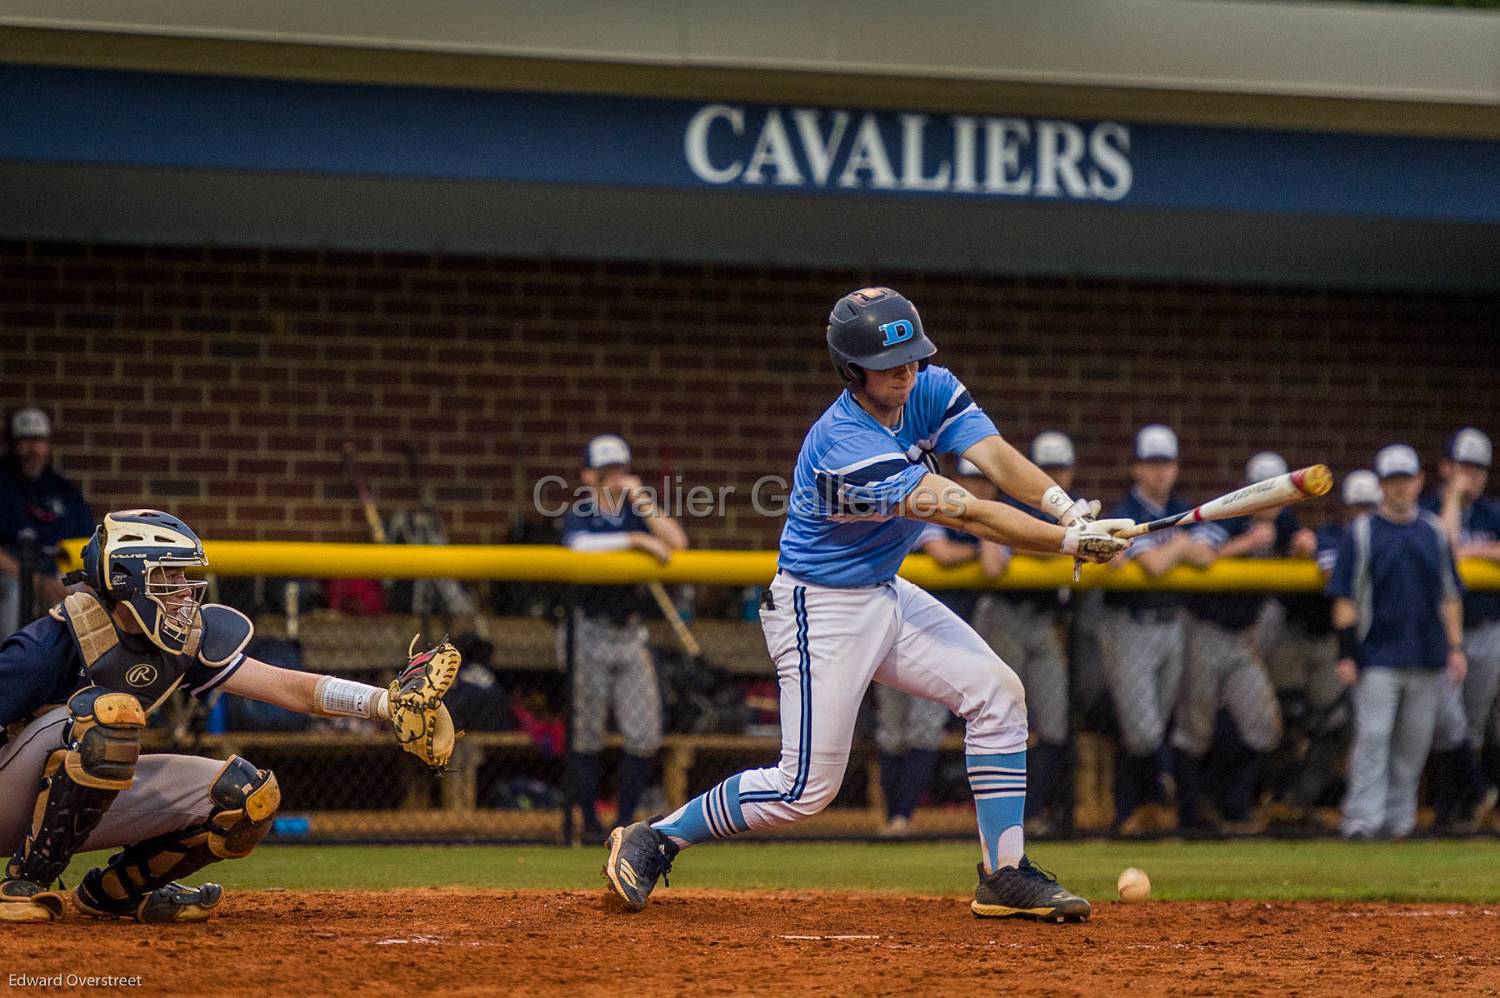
[[1117, 867, 1151, 902]]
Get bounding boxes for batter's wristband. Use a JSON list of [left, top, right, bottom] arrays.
[[1040, 486, 1075, 524], [1336, 626, 1358, 662]]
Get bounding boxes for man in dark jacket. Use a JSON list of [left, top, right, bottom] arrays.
[[0, 408, 93, 638]]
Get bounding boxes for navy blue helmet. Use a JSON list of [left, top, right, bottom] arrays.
[[82, 509, 208, 655], [826, 287, 937, 389]]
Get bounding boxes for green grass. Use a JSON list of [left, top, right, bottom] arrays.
[[65, 839, 1500, 903]]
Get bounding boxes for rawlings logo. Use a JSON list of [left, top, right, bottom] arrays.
[[125, 664, 158, 687]]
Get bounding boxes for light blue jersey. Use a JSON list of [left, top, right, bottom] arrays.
[[777, 365, 998, 587]]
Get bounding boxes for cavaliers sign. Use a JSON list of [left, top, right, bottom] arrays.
[[685, 104, 1132, 201], [4, 65, 1497, 222]]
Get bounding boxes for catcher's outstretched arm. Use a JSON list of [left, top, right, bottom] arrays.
[[220, 638, 461, 770], [219, 657, 390, 720]]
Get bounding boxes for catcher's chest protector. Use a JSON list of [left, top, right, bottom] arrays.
[[50, 593, 198, 713]]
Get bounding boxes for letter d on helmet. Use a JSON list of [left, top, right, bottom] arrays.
[[826, 287, 936, 389], [82, 510, 208, 655]]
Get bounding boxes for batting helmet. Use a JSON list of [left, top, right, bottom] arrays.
[[826, 287, 936, 389], [82, 509, 208, 655]]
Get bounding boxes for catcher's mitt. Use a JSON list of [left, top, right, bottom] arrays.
[[388, 635, 462, 771]]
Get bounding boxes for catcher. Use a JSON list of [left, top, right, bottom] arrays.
[[0, 509, 459, 924]]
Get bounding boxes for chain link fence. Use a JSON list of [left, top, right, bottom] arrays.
[[152, 571, 1330, 844], [179, 571, 1061, 843], [27, 539, 1493, 844], [190, 573, 873, 844]]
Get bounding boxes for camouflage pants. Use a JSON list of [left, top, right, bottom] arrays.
[[874, 685, 951, 754], [1097, 609, 1184, 757], [977, 596, 1069, 746], [1265, 626, 1344, 715], [1172, 617, 1283, 757], [1434, 619, 1500, 753], [559, 613, 663, 756]]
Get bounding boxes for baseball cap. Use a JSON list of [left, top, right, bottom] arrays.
[[9, 407, 50, 440], [1134, 424, 1178, 462], [584, 434, 631, 469], [1375, 444, 1420, 480], [953, 457, 983, 478], [1031, 431, 1075, 469], [1341, 469, 1381, 506], [1447, 427, 1492, 468], [1245, 451, 1288, 483]]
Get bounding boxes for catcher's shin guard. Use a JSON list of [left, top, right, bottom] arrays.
[[3, 687, 144, 922], [74, 872, 223, 924], [74, 755, 278, 922]]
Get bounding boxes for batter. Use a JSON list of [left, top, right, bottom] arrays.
[[602, 287, 1133, 921]]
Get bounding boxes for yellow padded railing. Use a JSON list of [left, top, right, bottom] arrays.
[[56, 539, 1500, 592]]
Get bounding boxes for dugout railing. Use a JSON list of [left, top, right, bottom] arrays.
[[56, 540, 1500, 844]]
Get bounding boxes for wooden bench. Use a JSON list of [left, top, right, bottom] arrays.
[[140, 729, 789, 814], [250, 612, 776, 677]]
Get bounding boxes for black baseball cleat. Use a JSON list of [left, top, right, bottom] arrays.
[[75, 869, 223, 923], [602, 816, 678, 912], [971, 856, 1092, 923]]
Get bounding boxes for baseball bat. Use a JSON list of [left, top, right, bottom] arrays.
[[341, 441, 388, 543], [647, 580, 703, 659], [1120, 464, 1333, 538], [398, 440, 480, 619], [646, 445, 701, 658]]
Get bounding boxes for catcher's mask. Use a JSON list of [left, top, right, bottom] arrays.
[[82, 509, 208, 655]]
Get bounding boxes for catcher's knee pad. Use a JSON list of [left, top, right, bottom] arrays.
[[6, 687, 145, 887], [203, 755, 281, 858], [65, 686, 147, 788], [83, 756, 279, 912]]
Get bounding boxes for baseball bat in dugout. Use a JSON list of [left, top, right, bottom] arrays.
[[647, 580, 703, 659]]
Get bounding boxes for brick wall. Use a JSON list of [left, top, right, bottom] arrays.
[[3, 240, 1496, 548]]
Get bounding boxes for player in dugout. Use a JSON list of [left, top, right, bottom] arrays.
[[0, 509, 459, 923], [1172, 452, 1313, 835], [1427, 428, 1500, 834], [1265, 469, 1379, 825], [1098, 424, 1212, 835], [1332, 446, 1466, 841], [978, 432, 1080, 838], [559, 433, 687, 844]]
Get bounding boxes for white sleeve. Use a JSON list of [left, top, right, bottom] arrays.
[[567, 532, 634, 552], [916, 524, 948, 548], [1189, 523, 1229, 549]]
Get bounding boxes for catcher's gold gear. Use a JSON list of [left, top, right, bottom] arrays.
[[73, 755, 278, 923], [1, 686, 146, 924], [389, 636, 461, 771]]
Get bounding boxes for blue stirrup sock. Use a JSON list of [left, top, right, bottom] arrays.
[[651, 774, 749, 850], [968, 750, 1027, 873]]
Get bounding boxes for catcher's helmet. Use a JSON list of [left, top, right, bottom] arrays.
[[826, 287, 936, 389], [82, 509, 208, 655]]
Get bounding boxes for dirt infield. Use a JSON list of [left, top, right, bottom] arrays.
[[4, 890, 1499, 996]]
